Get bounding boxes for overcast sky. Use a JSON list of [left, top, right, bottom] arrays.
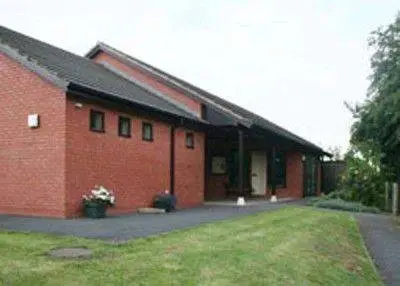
[[1, 1, 399, 151]]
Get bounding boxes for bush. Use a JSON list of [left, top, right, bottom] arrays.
[[153, 194, 177, 212], [337, 145, 387, 210], [314, 199, 380, 213], [305, 196, 321, 205], [305, 195, 330, 205], [325, 190, 353, 201]]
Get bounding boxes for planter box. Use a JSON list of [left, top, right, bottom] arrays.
[[84, 202, 107, 218]]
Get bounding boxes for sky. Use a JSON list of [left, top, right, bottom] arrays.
[[1, 0, 399, 152]]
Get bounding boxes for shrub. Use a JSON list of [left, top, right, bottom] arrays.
[[305, 196, 321, 205], [314, 199, 380, 213], [338, 145, 387, 209], [326, 190, 352, 201], [305, 195, 329, 205]]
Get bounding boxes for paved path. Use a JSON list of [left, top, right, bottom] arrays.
[[355, 213, 400, 286], [0, 200, 294, 243]]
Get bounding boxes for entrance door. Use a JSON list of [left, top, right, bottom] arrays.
[[251, 151, 267, 195], [303, 156, 318, 197]]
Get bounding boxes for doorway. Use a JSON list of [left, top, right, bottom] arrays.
[[251, 151, 267, 195]]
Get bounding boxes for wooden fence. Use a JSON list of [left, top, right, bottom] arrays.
[[321, 160, 346, 194]]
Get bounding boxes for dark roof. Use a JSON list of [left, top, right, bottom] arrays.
[[87, 42, 326, 154], [0, 26, 201, 122]]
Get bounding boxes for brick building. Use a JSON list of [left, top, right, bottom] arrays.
[[0, 26, 327, 218]]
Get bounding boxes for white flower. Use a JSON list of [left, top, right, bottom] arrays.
[[91, 189, 100, 196], [83, 185, 116, 206], [97, 194, 108, 201]]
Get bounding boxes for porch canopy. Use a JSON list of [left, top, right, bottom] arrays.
[[204, 104, 330, 198]]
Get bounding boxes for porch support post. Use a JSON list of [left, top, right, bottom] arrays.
[[270, 145, 277, 202], [237, 129, 245, 205]]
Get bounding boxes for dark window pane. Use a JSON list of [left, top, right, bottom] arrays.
[[118, 116, 131, 137], [142, 122, 153, 141], [186, 132, 194, 149], [90, 110, 104, 132]]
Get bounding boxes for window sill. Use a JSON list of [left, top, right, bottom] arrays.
[[90, 129, 105, 133], [119, 134, 131, 138]]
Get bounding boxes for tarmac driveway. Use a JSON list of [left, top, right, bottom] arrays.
[[0, 200, 294, 243], [355, 213, 400, 286]]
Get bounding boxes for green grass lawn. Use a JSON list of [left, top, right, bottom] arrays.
[[0, 207, 381, 286]]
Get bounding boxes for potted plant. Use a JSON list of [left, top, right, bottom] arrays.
[[82, 185, 115, 218], [153, 189, 177, 212]]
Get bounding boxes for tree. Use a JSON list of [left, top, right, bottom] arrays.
[[350, 12, 400, 182], [340, 143, 386, 208]]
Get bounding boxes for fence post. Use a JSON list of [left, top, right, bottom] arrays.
[[385, 182, 390, 212], [393, 183, 399, 216]]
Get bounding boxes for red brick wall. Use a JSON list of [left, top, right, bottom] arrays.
[[0, 52, 66, 217], [65, 99, 169, 217], [91, 51, 203, 116], [206, 175, 228, 200], [65, 99, 205, 217], [174, 128, 205, 207], [268, 151, 304, 199]]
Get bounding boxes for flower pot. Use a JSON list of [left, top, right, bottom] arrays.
[[84, 202, 107, 218], [153, 194, 177, 212]]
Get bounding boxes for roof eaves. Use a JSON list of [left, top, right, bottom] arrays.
[[0, 40, 68, 89], [67, 81, 208, 125], [252, 121, 325, 153], [86, 42, 252, 127]]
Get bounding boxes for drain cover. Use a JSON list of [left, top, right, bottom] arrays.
[[49, 248, 92, 258]]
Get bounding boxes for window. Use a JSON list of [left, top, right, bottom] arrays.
[[186, 132, 194, 149], [211, 156, 227, 175], [142, 122, 153, 141], [268, 151, 286, 188], [118, 116, 131, 138], [90, 110, 104, 132]]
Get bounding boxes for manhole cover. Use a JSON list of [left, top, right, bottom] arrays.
[[49, 248, 92, 259]]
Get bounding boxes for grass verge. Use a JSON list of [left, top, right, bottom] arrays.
[[0, 207, 382, 285]]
